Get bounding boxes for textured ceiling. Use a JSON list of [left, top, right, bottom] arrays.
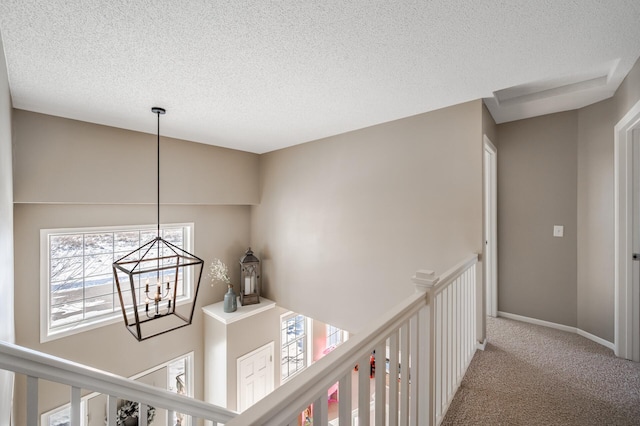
[[1, 1, 639, 153]]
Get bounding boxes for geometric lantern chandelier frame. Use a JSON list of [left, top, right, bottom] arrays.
[[112, 107, 204, 341]]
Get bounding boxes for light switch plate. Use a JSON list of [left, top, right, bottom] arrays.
[[553, 225, 564, 237]]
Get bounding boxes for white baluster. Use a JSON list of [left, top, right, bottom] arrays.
[[106, 395, 117, 426], [139, 402, 148, 426], [435, 292, 442, 418], [314, 392, 328, 425], [26, 376, 38, 426], [374, 340, 386, 425], [409, 315, 418, 426], [417, 304, 430, 426], [70, 386, 81, 426], [388, 332, 399, 426], [338, 371, 352, 425], [399, 323, 410, 426], [358, 353, 370, 426]]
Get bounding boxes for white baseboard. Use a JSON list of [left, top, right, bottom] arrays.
[[476, 338, 487, 351], [497, 311, 576, 333], [577, 328, 615, 351], [496, 311, 614, 351]]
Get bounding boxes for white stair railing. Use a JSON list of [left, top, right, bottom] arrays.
[[228, 253, 479, 426], [1, 254, 478, 426], [413, 254, 479, 425], [0, 342, 237, 426]]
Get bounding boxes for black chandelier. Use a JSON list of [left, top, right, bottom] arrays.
[[112, 107, 204, 341]]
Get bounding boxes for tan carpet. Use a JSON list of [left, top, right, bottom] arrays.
[[441, 317, 640, 426]]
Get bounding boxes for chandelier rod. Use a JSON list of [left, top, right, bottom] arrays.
[[152, 107, 166, 237]]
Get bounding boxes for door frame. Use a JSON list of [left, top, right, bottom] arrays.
[[614, 99, 640, 361], [237, 341, 275, 412], [484, 135, 498, 318]]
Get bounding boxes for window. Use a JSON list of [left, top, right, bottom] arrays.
[[168, 354, 194, 426], [281, 312, 309, 381], [40, 223, 194, 342], [41, 353, 194, 426], [326, 324, 343, 349]]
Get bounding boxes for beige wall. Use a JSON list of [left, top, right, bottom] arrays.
[[0, 31, 16, 425], [482, 102, 498, 145], [12, 110, 260, 205], [577, 57, 640, 342], [496, 111, 578, 327], [11, 111, 257, 423], [251, 101, 484, 333], [204, 306, 286, 412], [491, 57, 640, 343]]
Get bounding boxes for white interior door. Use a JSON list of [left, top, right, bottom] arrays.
[[237, 342, 274, 412], [484, 136, 498, 318], [632, 129, 640, 361], [615, 100, 640, 361]]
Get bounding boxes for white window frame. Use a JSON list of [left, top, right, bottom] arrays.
[[326, 324, 345, 349], [280, 312, 312, 383], [40, 223, 195, 343], [41, 352, 194, 426]]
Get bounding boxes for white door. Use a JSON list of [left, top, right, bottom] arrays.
[[615, 100, 640, 361], [484, 136, 498, 318], [237, 342, 274, 412], [632, 129, 640, 361]]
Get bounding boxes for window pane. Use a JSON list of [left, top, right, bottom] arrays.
[[50, 279, 84, 306], [84, 294, 114, 319], [48, 407, 70, 426], [140, 230, 157, 244], [50, 234, 83, 259], [84, 233, 113, 255], [163, 228, 183, 245], [51, 256, 83, 283], [51, 300, 84, 328], [114, 231, 141, 253], [84, 253, 113, 278], [85, 274, 114, 298]]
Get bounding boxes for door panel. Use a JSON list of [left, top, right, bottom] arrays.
[[238, 342, 274, 412]]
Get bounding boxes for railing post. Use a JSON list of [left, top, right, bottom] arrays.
[[412, 269, 439, 425]]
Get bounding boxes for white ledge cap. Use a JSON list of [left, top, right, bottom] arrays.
[[412, 269, 439, 290]]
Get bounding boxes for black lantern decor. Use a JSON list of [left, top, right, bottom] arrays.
[[112, 107, 204, 341], [239, 248, 260, 305]]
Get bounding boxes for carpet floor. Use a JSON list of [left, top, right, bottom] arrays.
[[441, 317, 640, 426]]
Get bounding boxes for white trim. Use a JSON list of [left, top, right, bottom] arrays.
[[497, 311, 577, 333], [476, 338, 487, 351], [497, 311, 615, 350], [577, 329, 616, 351], [614, 99, 640, 361], [202, 298, 276, 325], [483, 135, 498, 318], [40, 222, 195, 343]]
